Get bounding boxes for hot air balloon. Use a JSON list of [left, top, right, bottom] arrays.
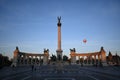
[[83, 39, 87, 43]]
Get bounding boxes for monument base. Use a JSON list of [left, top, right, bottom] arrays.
[[56, 49, 63, 60]]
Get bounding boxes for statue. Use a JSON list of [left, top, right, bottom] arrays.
[[57, 16, 61, 23], [16, 46, 19, 50], [70, 48, 76, 52]]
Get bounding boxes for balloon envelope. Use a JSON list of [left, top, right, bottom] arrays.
[[83, 39, 87, 43]]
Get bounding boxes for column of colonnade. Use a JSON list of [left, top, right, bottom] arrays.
[[25, 56, 28, 64], [34, 56, 37, 64], [98, 54, 100, 62], [94, 55, 96, 64], [19, 55, 22, 65], [85, 56, 88, 64], [23, 55, 25, 65]]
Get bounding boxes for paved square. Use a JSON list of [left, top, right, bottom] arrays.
[[0, 65, 120, 80]]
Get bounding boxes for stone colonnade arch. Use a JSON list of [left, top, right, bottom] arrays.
[[12, 47, 49, 66], [70, 47, 106, 65]]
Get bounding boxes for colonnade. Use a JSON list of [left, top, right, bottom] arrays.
[[75, 54, 101, 64], [12, 47, 49, 66], [70, 47, 106, 65], [17, 54, 44, 65]]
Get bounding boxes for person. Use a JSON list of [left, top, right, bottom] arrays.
[[81, 62, 83, 67], [32, 65, 34, 71]]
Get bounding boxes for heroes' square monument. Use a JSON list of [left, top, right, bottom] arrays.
[[12, 17, 106, 66]]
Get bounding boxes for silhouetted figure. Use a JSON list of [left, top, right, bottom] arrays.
[[81, 63, 83, 67], [32, 65, 34, 71]]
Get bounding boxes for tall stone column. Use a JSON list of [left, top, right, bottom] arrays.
[[39, 56, 41, 64], [20, 56, 22, 66], [35, 56, 37, 65], [94, 55, 96, 64], [40, 56, 41, 65], [79, 56, 80, 64], [31, 56, 33, 64], [98, 55, 100, 63], [82, 56, 84, 63], [90, 56, 92, 64], [56, 16, 63, 60], [87, 56, 89, 64], [27, 56, 29, 65], [23, 55, 25, 65]]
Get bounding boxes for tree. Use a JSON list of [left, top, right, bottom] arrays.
[[0, 54, 12, 69]]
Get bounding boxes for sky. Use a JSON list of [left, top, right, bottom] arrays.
[[0, 0, 120, 59]]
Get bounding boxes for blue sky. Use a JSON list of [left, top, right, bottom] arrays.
[[0, 0, 120, 59]]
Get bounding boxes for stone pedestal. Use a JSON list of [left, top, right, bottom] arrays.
[[56, 50, 63, 61], [43, 49, 49, 65], [43, 56, 48, 65], [71, 56, 76, 64]]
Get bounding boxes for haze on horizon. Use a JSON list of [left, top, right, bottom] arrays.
[[0, 0, 120, 59]]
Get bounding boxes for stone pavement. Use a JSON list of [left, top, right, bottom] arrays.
[[0, 65, 120, 80], [0, 66, 31, 79]]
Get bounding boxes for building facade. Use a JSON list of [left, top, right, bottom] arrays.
[[106, 51, 120, 65]]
